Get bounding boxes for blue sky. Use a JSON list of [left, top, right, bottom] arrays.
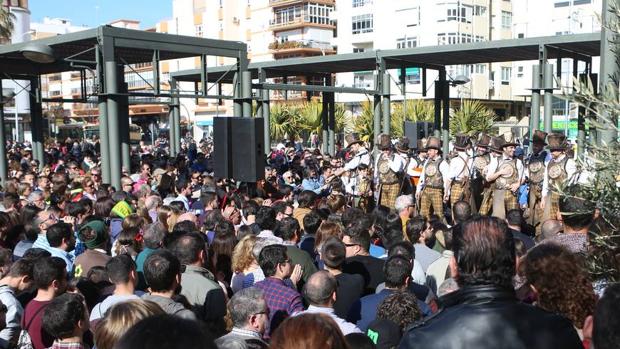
[[29, 0, 171, 29]]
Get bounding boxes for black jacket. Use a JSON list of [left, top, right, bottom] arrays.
[[399, 285, 583, 349]]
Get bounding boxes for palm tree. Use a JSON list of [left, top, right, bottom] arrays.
[[391, 99, 435, 137], [353, 100, 375, 144], [450, 100, 495, 138], [0, 7, 15, 42], [269, 103, 303, 143]]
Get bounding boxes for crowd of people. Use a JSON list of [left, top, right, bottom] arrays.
[[0, 129, 616, 349]]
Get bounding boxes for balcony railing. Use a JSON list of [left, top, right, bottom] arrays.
[[269, 15, 334, 29], [268, 40, 334, 51]]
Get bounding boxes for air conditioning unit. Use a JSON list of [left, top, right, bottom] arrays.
[[489, 80, 495, 89]]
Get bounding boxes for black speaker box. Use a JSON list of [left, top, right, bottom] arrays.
[[213, 117, 233, 179], [213, 117, 265, 182]]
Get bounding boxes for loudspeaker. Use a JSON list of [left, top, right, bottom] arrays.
[[231, 118, 265, 182], [213, 117, 233, 179], [213, 117, 265, 182], [404, 121, 435, 148]]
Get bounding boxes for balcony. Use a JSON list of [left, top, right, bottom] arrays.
[[269, 0, 334, 8], [269, 15, 335, 31], [268, 40, 335, 57]]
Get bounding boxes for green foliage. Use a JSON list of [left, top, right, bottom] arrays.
[[353, 101, 375, 143], [269, 103, 303, 142], [391, 99, 435, 137], [449, 100, 496, 137], [269, 100, 351, 144], [562, 4, 620, 283], [0, 7, 14, 42]]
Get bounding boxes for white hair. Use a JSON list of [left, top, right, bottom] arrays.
[[394, 195, 414, 212]]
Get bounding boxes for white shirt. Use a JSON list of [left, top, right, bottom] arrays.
[[542, 154, 577, 197], [486, 155, 524, 183], [406, 157, 422, 177], [373, 152, 406, 183], [301, 305, 362, 335], [344, 147, 371, 171], [416, 156, 451, 193], [448, 152, 473, 181]]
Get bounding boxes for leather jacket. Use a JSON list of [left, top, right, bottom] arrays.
[[399, 284, 583, 349]]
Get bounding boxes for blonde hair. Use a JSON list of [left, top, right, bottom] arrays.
[[232, 235, 257, 273], [94, 300, 164, 349]]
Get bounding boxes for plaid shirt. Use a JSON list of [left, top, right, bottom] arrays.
[[254, 277, 303, 336], [47, 341, 88, 349]]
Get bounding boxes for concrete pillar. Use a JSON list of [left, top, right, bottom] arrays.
[[242, 71, 252, 118], [0, 79, 7, 185], [531, 64, 542, 134], [543, 63, 554, 133], [382, 72, 391, 135], [105, 60, 122, 190], [117, 65, 130, 173], [98, 95, 110, 184], [259, 70, 270, 154], [373, 93, 381, 149], [233, 72, 242, 117], [321, 90, 329, 155]]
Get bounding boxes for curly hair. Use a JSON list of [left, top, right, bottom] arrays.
[[232, 235, 257, 273], [376, 291, 422, 331], [522, 242, 596, 329]]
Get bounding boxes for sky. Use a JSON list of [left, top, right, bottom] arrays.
[[29, 0, 172, 29]]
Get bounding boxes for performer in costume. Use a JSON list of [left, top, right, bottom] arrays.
[[374, 134, 406, 209], [486, 133, 524, 219], [471, 134, 491, 213], [541, 132, 577, 221], [448, 134, 473, 212], [525, 130, 550, 229], [416, 136, 450, 221]]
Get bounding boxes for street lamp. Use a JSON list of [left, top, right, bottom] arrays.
[[20, 42, 55, 64]]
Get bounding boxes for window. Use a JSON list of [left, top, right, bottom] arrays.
[[353, 47, 365, 53], [352, 0, 372, 8], [474, 64, 486, 74], [517, 66, 524, 78], [501, 11, 512, 29], [518, 33, 524, 38], [352, 14, 373, 34], [440, 2, 472, 23], [195, 24, 203, 37], [555, 0, 590, 7], [437, 33, 483, 45], [353, 72, 373, 89], [474, 5, 486, 16], [501, 67, 511, 85], [396, 37, 417, 49]]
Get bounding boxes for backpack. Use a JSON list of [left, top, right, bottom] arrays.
[[15, 304, 47, 349]]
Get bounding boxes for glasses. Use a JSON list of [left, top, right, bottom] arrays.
[[192, 176, 201, 180], [123, 183, 134, 187], [69, 167, 78, 170]]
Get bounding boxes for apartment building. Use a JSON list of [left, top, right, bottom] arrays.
[[333, 0, 516, 117], [159, 0, 336, 139], [511, 0, 601, 135]]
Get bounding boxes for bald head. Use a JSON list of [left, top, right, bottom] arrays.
[[540, 219, 563, 241], [304, 270, 337, 306]]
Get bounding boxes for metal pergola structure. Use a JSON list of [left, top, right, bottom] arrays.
[[171, 32, 601, 157], [0, 25, 250, 189]]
